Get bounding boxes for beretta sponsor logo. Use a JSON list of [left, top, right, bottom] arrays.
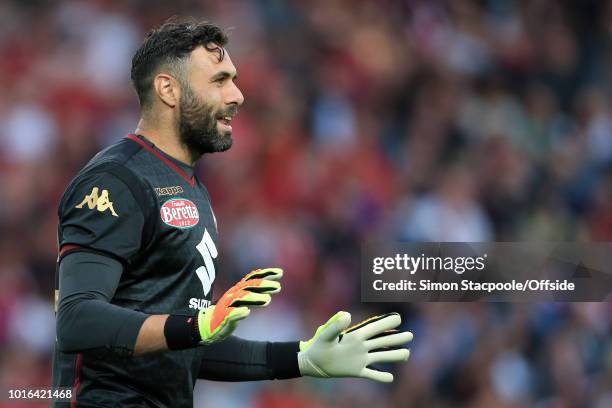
[[160, 198, 199, 228]]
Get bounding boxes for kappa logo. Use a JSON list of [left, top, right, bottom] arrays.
[[154, 185, 184, 196], [75, 187, 118, 217]]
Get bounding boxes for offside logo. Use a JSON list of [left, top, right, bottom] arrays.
[[160, 198, 199, 229]]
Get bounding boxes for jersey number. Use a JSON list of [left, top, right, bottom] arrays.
[[195, 229, 217, 295]]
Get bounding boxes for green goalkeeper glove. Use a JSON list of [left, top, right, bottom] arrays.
[[196, 268, 283, 344], [298, 311, 413, 382]]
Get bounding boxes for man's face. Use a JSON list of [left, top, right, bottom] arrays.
[[178, 45, 244, 156]]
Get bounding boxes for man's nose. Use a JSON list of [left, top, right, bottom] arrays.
[[226, 81, 244, 106]]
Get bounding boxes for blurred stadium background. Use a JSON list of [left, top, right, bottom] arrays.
[[1, 0, 611, 407]]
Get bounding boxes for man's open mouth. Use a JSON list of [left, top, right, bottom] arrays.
[[218, 116, 232, 126], [216, 112, 235, 130]]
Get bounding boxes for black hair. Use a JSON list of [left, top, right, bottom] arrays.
[[130, 18, 228, 109]]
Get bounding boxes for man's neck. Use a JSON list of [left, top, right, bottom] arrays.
[[134, 118, 196, 166]]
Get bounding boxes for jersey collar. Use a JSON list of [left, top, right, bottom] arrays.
[[126, 133, 196, 187]]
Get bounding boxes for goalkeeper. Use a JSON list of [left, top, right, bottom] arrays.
[[52, 18, 412, 408]]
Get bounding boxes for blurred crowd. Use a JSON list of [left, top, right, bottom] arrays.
[[0, 0, 611, 407]]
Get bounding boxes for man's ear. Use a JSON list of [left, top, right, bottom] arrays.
[[153, 73, 180, 108]]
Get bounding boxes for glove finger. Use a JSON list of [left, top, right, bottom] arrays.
[[319, 311, 352, 342], [359, 368, 394, 383], [234, 279, 281, 294], [245, 279, 281, 294], [365, 331, 413, 351], [343, 313, 399, 335], [225, 306, 251, 322], [366, 348, 410, 366], [348, 329, 399, 344], [368, 329, 398, 339], [229, 291, 271, 308], [259, 279, 281, 293], [243, 268, 283, 282], [260, 268, 283, 281], [347, 313, 402, 340]]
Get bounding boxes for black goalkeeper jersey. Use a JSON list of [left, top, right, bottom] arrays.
[[52, 133, 220, 407]]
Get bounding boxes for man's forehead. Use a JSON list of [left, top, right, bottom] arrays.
[[189, 46, 236, 76]]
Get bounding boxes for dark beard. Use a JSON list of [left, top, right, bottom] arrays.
[[178, 83, 234, 157]]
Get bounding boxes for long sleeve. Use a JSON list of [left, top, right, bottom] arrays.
[[55, 252, 148, 356], [197, 336, 301, 381]]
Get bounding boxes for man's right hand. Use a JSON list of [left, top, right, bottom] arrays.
[[196, 268, 283, 344]]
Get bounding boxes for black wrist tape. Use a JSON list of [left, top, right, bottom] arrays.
[[164, 314, 200, 350]]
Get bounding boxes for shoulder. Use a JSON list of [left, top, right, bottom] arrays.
[[60, 138, 153, 216], [79, 137, 143, 179]]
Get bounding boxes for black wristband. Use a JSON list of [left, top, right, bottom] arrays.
[[267, 341, 301, 379], [164, 314, 200, 350]]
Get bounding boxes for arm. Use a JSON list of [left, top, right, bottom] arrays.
[[134, 315, 169, 355], [56, 250, 284, 356], [196, 313, 414, 383], [197, 336, 300, 381], [56, 251, 168, 355], [56, 167, 172, 355]]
